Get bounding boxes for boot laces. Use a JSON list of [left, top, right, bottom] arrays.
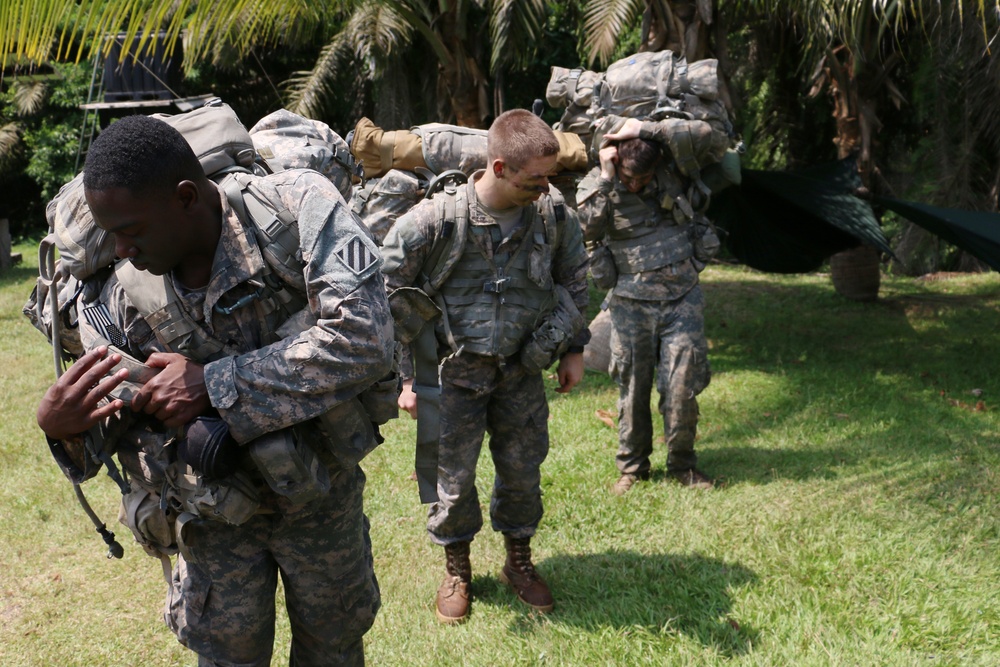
[[446, 545, 471, 580], [510, 541, 539, 580]]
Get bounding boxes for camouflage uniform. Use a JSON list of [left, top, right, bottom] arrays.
[[380, 172, 590, 545], [80, 169, 393, 666], [578, 140, 716, 477]]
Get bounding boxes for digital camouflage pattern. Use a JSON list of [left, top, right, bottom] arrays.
[[249, 109, 359, 203], [79, 168, 393, 665], [168, 468, 378, 667], [380, 170, 589, 543], [427, 354, 549, 544], [608, 287, 709, 476], [577, 156, 716, 477]]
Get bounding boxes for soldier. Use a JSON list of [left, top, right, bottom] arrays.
[[39, 115, 394, 666], [577, 117, 725, 495], [380, 109, 590, 624]]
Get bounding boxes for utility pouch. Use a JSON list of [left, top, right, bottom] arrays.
[[119, 481, 178, 558], [387, 286, 442, 345], [360, 366, 401, 427], [316, 397, 379, 469], [691, 214, 721, 270], [520, 285, 586, 374], [249, 428, 330, 506], [167, 465, 261, 525], [588, 243, 618, 290]]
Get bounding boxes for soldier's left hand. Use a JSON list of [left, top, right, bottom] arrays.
[[555, 352, 584, 394], [131, 352, 211, 428], [603, 117, 643, 143]]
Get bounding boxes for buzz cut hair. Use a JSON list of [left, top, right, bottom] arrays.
[[487, 109, 559, 171], [83, 115, 204, 194]]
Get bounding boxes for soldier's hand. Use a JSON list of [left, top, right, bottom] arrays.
[[555, 352, 584, 394], [603, 117, 643, 143], [131, 352, 211, 428], [597, 145, 618, 181], [37, 346, 128, 440], [398, 379, 418, 419]]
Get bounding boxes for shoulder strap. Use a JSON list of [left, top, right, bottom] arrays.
[[534, 186, 565, 252], [116, 174, 308, 359], [115, 261, 228, 360], [422, 183, 469, 295]]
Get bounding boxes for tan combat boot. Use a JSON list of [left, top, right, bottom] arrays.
[[499, 535, 554, 613], [435, 541, 472, 624]]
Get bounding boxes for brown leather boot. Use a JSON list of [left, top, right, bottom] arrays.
[[499, 535, 554, 613], [435, 541, 472, 624]]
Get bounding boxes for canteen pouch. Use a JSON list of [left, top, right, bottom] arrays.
[[249, 428, 330, 506], [587, 242, 618, 290], [119, 482, 178, 557], [167, 466, 261, 525], [520, 285, 586, 374], [316, 397, 379, 470]]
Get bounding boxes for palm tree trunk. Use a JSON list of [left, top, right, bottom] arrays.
[[825, 44, 882, 301]]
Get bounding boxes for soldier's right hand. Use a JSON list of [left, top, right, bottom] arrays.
[[598, 145, 619, 181], [398, 379, 418, 419], [131, 352, 212, 428], [37, 346, 128, 440]]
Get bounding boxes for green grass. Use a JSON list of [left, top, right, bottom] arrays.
[[2, 246, 998, 666]]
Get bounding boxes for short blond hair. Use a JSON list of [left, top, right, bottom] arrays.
[[487, 109, 559, 170]]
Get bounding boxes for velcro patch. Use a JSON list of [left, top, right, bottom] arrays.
[[82, 302, 128, 348], [335, 234, 379, 275]]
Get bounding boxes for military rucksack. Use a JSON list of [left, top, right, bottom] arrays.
[[546, 49, 729, 132], [23, 99, 395, 559], [249, 109, 361, 201], [545, 49, 739, 192]]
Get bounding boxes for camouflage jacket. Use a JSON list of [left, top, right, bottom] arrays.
[[380, 170, 590, 373], [577, 165, 701, 302], [80, 169, 395, 446]]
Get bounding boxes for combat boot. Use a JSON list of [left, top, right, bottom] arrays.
[[435, 541, 472, 624], [499, 535, 554, 613]]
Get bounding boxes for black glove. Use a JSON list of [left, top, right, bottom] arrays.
[[178, 416, 240, 478]]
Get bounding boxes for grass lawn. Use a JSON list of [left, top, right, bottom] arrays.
[[2, 243, 998, 666]]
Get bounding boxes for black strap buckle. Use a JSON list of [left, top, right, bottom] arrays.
[[483, 277, 510, 294]]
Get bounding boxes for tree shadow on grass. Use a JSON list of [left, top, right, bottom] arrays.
[[474, 550, 758, 658]]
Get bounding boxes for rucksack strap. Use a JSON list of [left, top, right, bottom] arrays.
[[423, 183, 470, 296], [116, 174, 307, 359]]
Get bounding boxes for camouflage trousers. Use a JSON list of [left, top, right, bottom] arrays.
[[167, 465, 379, 667], [427, 353, 549, 545], [608, 286, 710, 476]]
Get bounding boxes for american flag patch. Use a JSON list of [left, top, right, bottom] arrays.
[[82, 302, 128, 348], [334, 235, 378, 275]]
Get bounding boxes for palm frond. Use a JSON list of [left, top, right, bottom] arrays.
[[583, 0, 644, 67], [1, 1, 346, 70], [489, 0, 546, 72], [349, 1, 413, 62], [12, 80, 47, 116], [0, 121, 22, 167], [284, 37, 350, 119]]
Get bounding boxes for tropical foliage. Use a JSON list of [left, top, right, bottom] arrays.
[[1, 1, 999, 273]]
